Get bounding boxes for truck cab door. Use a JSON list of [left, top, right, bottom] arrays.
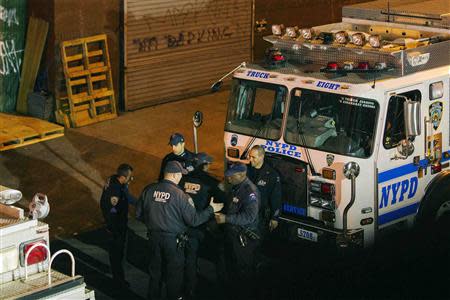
[[376, 85, 425, 230]]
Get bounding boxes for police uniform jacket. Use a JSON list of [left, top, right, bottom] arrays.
[[158, 150, 195, 181], [248, 162, 282, 220], [136, 179, 213, 235], [100, 175, 133, 231], [180, 169, 227, 211], [225, 177, 260, 231]]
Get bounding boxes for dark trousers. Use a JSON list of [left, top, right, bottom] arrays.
[[185, 227, 206, 295], [185, 234, 200, 295], [224, 228, 260, 300], [148, 234, 184, 300], [108, 226, 127, 283]]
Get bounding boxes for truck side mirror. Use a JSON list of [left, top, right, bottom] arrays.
[[403, 100, 421, 138], [210, 62, 246, 93], [211, 81, 223, 93]]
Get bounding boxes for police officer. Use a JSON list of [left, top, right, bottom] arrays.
[[100, 163, 136, 288], [248, 145, 282, 237], [180, 152, 226, 298], [137, 161, 223, 300], [215, 163, 260, 300], [159, 133, 195, 181]]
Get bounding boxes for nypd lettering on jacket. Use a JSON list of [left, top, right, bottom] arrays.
[[153, 191, 171, 202], [184, 182, 201, 194], [379, 177, 418, 209], [316, 81, 340, 90], [246, 70, 270, 79]]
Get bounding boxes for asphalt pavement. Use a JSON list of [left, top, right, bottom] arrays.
[[49, 219, 450, 300]]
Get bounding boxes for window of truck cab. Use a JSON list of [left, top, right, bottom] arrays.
[[225, 78, 287, 141], [383, 90, 421, 149], [285, 88, 379, 158]]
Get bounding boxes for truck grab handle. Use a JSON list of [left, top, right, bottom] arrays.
[[342, 162, 360, 234], [48, 249, 75, 286]]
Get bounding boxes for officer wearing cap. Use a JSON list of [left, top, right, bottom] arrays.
[[248, 145, 282, 237], [100, 163, 136, 288], [137, 161, 223, 300], [179, 152, 227, 298], [159, 133, 195, 181], [215, 162, 260, 299]]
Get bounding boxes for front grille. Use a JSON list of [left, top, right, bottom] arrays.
[[266, 154, 308, 218]]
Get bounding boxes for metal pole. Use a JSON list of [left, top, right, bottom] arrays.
[[193, 125, 198, 154]]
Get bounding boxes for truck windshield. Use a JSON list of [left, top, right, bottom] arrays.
[[225, 79, 287, 140], [285, 88, 378, 158]]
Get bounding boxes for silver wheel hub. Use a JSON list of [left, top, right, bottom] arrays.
[[436, 200, 450, 221]]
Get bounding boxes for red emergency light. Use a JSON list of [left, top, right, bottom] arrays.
[[357, 62, 370, 70], [20, 239, 48, 267], [326, 62, 339, 70], [321, 60, 392, 75]]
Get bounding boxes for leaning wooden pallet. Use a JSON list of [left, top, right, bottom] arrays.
[[16, 17, 49, 114], [58, 34, 117, 127]]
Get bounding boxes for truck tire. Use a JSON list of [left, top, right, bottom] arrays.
[[416, 178, 450, 239]]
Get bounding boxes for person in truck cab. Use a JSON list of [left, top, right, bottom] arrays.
[[100, 163, 136, 288]]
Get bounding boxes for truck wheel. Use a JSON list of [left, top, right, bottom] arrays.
[[417, 186, 450, 240], [435, 199, 450, 239]]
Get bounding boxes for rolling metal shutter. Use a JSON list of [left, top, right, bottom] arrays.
[[124, 0, 252, 110]]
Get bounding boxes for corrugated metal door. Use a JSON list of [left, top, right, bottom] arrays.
[[0, 0, 26, 113], [124, 0, 252, 110]]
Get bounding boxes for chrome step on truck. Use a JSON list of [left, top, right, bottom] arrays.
[[0, 185, 95, 300]]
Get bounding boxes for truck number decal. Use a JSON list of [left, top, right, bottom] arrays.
[[316, 81, 340, 90]]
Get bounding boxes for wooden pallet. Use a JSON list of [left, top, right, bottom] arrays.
[[58, 34, 117, 128], [0, 113, 64, 151]]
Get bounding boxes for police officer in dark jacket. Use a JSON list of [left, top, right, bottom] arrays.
[[100, 163, 136, 288], [215, 163, 260, 300], [179, 152, 227, 298], [159, 133, 195, 181], [248, 145, 282, 237], [136, 161, 223, 300]]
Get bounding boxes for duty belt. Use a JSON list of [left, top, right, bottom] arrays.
[[147, 230, 177, 239], [229, 225, 260, 247]]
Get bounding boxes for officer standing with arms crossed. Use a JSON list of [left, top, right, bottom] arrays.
[[180, 152, 226, 299], [215, 163, 260, 300], [159, 133, 195, 180], [137, 161, 223, 300], [100, 163, 136, 288], [248, 145, 282, 238]]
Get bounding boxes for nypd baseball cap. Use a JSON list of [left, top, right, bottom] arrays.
[[196, 152, 213, 166], [169, 133, 185, 146], [164, 161, 188, 174], [224, 162, 247, 177]]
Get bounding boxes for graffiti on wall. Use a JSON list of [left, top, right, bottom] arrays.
[[129, 0, 246, 53], [0, 5, 19, 27], [0, 39, 23, 76], [133, 25, 232, 53]]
